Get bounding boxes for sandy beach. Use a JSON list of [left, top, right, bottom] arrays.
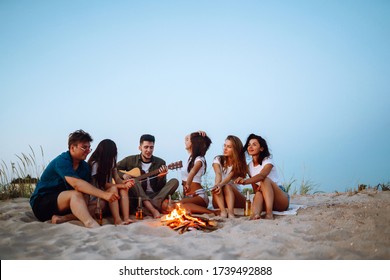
[[0, 189, 389, 260]]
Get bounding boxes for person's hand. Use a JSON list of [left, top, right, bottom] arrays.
[[123, 173, 133, 180], [197, 130, 207, 137], [211, 184, 222, 195], [256, 183, 262, 192], [184, 183, 190, 194], [103, 191, 120, 202], [119, 179, 135, 189], [235, 177, 245, 184], [158, 165, 168, 175]]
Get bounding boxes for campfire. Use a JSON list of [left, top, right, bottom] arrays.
[[161, 203, 219, 234]]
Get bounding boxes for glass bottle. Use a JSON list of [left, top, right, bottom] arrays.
[[136, 196, 143, 220], [95, 198, 103, 225], [244, 190, 252, 217]]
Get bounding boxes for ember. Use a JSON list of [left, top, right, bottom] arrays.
[[161, 203, 219, 234]]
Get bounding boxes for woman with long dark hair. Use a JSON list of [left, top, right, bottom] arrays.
[[235, 134, 289, 219], [176, 131, 214, 214], [88, 139, 135, 225]]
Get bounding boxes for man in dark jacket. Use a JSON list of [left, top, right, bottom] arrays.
[[117, 134, 179, 218]]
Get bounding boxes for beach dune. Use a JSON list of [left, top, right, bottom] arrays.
[[0, 189, 389, 260]]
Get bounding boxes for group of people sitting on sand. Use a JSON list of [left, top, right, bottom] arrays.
[[29, 130, 290, 228]]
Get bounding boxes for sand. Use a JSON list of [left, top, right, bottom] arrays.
[[0, 189, 389, 260]]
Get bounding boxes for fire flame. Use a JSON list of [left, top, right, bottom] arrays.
[[164, 203, 206, 227]]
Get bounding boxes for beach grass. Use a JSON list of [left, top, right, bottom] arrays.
[[0, 146, 45, 200]]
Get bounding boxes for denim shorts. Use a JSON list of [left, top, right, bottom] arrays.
[[279, 185, 290, 203]]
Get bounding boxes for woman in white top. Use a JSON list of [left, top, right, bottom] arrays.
[[171, 131, 215, 214], [88, 139, 135, 225], [235, 134, 289, 220], [212, 135, 247, 218]]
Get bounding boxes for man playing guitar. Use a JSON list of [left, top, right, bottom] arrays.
[[117, 134, 179, 218]]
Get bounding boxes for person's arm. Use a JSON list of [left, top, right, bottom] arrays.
[[211, 161, 234, 194], [241, 164, 273, 186], [65, 176, 119, 202], [184, 160, 203, 194], [105, 168, 135, 190], [155, 159, 167, 189], [116, 157, 133, 180], [213, 162, 223, 186]]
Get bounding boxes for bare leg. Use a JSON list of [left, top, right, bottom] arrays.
[[120, 188, 134, 224], [223, 184, 246, 218], [51, 213, 77, 224], [259, 179, 275, 219], [180, 196, 215, 215], [53, 194, 89, 224], [270, 180, 290, 212], [251, 191, 264, 220], [212, 191, 227, 218], [143, 200, 161, 218], [223, 185, 236, 218], [106, 186, 124, 225], [57, 190, 100, 228]]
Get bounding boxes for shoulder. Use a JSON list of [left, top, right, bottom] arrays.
[[195, 156, 205, 163], [118, 154, 139, 164], [53, 151, 73, 167], [152, 156, 166, 165], [213, 156, 222, 164], [90, 161, 98, 174], [122, 154, 139, 161], [58, 151, 72, 161], [261, 157, 274, 166], [194, 156, 206, 166]]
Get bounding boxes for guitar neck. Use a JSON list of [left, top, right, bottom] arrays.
[[131, 161, 182, 182], [136, 169, 161, 182]]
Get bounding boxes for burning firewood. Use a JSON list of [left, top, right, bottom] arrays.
[[161, 203, 219, 234]]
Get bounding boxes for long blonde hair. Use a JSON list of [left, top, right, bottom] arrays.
[[219, 135, 247, 178]]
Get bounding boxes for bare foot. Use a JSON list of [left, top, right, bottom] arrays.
[[250, 214, 261, 220], [84, 219, 100, 228], [123, 218, 135, 224], [114, 218, 124, 225], [227, 212, 236, 219], [220, 210, 228, 218], [51, 214, 75, 224], [265, 213, 274, 220], [151, 209, 161, 219]]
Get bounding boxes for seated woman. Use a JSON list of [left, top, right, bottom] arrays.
[[211, 135, 247, 218], [235, 134, 289, 220], [88, 139, 135, 225], [163, 131, 215, 215]]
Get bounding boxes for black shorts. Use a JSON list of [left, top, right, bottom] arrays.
[[32, 191, 71, 222]]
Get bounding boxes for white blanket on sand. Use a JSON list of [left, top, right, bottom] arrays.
[[230, 204, 306, 216], [271, 204, 306, 215]]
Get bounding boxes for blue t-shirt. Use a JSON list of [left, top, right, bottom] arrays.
[[29, 151, 91, 208]]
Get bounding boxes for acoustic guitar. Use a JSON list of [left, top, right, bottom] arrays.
[[119, 161, 182, 182]]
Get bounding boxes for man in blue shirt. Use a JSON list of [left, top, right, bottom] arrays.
[[30, 129, 119, 228]]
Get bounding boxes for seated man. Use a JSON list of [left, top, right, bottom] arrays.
[[117, 134, 179, 218], [30, 129, 119, 228]]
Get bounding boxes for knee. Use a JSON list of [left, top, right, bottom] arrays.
[[107, 186, 119, 193], [72, 190, 85, 199], [169, 178, 179, 187], [223, 184, 233, 193], [68, 190, 86, 204], [262, 178, 275, 190]]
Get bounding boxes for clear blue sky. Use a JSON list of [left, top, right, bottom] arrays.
[[1, 0, 389, 193]]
